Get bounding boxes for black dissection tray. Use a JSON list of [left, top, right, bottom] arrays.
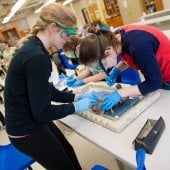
[[104, 97, 140, 120]]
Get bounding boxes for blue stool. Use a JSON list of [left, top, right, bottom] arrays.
[[0, 144, 35, 170], [91, 165, 109, 170]]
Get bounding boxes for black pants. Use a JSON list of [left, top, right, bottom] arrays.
[[9, 122, 82, 170]]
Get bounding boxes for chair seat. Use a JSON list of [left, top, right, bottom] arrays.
[[91, 165, 109, 170], [0, 144, 34, 170]]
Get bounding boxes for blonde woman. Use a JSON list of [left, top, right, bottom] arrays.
[[4, 3, 99, 170]]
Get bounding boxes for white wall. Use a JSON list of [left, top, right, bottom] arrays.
[[118, 0, 143, 24], [26, 12, 39, 30], [9, 0, 170, 31], [162, 0, 170, 9], [25, 1, 86, 32], [69, 0, 86, 29]]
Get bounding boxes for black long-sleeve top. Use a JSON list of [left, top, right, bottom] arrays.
[[4, 36, 75, 136]]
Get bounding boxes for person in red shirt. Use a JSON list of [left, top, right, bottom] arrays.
[[79, 25, 170, 111]]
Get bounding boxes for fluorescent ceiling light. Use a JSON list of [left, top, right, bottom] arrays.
[[63, 0, 73, 6], [2, 0, 27, 24], [35, 0, 55, 14]]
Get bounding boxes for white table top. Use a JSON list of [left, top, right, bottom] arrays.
[[162, 29, 170, 37], [140, 15, 170, 25], [59, 89, 170, 170]]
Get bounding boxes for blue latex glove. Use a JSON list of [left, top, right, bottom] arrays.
[[106, 76, 116, 86], [74, 97, 99, 113], [78, 92, 99, 101], [71, 80, 85, 87], [59, 74, 65, 80], [58, 74, 69, 82], [106, 67, 121, 86], [66, 77, 77, 86], [100, 91, 122, 111]]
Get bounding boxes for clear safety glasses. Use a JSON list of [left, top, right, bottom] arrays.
[[60, 31, 71, 41]]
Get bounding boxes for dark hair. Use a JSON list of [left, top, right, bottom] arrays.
[[83, 24, 90, 29], [79, 29, 121, 65], [79, 34, 99, 65], [87, 20, 103, 33], [87, 25, 96, 33], [63, 36, 82, 52], [91, 20, 102, 26], [1, 40, 9, 45]]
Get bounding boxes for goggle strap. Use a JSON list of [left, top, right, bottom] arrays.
[[39, 15, 77, 35], [97, 35, 108, 75]]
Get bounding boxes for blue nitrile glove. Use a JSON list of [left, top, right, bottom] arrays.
[[59, 74, 69, 79], [106, 76, 115, 86], [59, 74, 65, 80], [78, 92, 99, 101], [71, 80, 85, 87], [106, 67, 121, 86], [58, 74, 69, 82], [66, 77, 77, 86], [74, 97, 99, 113], [100, 91, 122, 111]]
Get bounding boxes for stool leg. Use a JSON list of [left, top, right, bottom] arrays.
[[27, 166, 33, 170]]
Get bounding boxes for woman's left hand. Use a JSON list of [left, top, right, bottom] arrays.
[[71, 80, 85, 87], [100, 91, 122, 111]]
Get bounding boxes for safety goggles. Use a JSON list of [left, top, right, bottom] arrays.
[[55, 22, 77, 35], [39, 15, 78, 37], [60, 31, 71, 40], [56, 22, 78, 41]]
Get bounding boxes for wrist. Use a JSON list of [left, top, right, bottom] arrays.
[[74, 94, 80, 101], [83, 79, 87, 84], [116, 90, 122, 99], [73, 102, 78, 113], [114, 67, 121, 73]]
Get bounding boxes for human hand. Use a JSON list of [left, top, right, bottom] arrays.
[[106, 76, 116, 86], [71, 80, 85, 87], [66, 77, 77, 86], [105, 67, 120, 86], [74, 97, 99, 113], [59, 74, 67, 80], [78, 92, 99, 101], [109, 67, 121, 78], [100, 91, 122, 111]]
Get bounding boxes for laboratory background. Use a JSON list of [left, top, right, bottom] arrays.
[[0, 0, 170, 170]]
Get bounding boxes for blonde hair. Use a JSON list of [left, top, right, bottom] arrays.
[[17, 2, 77, 49]]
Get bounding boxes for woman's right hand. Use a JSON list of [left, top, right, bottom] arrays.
[[106, 67, 121, 86], [74, 97, 99, 113], [66, 77, 77, 86]]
